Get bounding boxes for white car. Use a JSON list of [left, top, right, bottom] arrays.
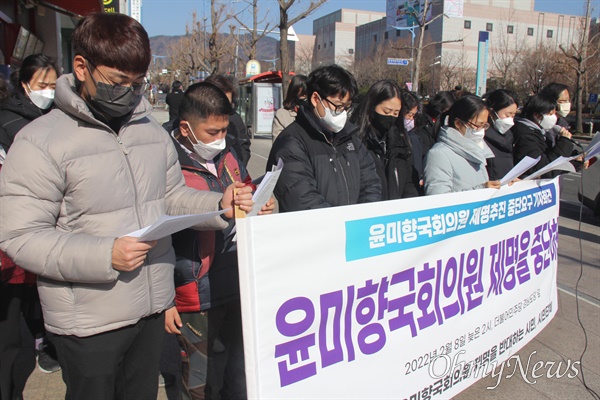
[[579, 157, 600, 215]]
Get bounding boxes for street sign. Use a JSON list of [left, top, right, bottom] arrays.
[[589, 93, 598, 104], [387, 58, 410, 66]]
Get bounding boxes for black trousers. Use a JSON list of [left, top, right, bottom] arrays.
[[49, 312, 165, 400], [0, 284, 40, 400]]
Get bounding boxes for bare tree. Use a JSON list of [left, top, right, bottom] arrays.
[[208, 0, 236, 74], [168, 12, 212, 83], [439, 52, 466, 91], [490, 12, 524, 88], [233, 0, 275, 76], [278, 0, 327, 98], [559, 0, 599, 133], [391, 0, 462, 94], [294, 36, 315, 75]]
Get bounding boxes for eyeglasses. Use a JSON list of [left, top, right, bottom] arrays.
[[461, 119, 490, 131], [320, 95, 352, 116], [87, 61, 149, 96]]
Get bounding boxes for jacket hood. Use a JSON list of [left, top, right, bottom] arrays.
[[0, 92, 45, 120], [54, 74, 153, 129], [296, 104, 357, 145], [438, 125, 494, 165]]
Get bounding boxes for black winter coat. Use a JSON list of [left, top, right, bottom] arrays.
[[364, 124, 418, 200], [267, 106, 382, 212], [484, 124, 514, 181], [228, 111, 251, 167], [512, 118, 574, 179], [165, 90, 184, 122], [0, 92, 45, 151]]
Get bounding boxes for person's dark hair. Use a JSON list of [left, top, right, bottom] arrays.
[[437, 95, 488, 134], [401, 91, 421, 118], [282, 74, 308, 110], [179, 82, 233, 123], [350, 80, 401, 137], [521, 93, 557, 121], [73, 13, 150, 74], [307, 64, 358, 105], [204, 74, 238, 100], [485, 89, 518, 114], [11, 54, 58, 94], [172, 80, 182, 91], [540, 82, 570, 102], [424, 91, 454, 121]]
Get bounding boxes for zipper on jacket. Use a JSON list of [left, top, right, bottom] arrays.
[[336, 155, 351, 205], [115, 135, 129, 155], [112, 130, 152, 311]]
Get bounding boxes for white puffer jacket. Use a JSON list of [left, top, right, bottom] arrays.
[[0, 74, 227, 337]]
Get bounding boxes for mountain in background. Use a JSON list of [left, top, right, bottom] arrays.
[[149, 34, 280, 67]]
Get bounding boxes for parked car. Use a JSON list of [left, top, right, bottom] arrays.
[[578, 157, 600, 215]]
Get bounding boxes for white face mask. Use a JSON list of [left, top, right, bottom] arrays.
[[494, 117, 514, 135], [317, 96, 347, 133], [27, 83, 54, 110], [464, 126, 485, 144], [404, 118, 415, 132], [557, 102, 571, 118], [539, 114, 558, 131], [187, 123, 226, 161]]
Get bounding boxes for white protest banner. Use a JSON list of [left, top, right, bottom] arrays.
[[237, 179, 559, 399]]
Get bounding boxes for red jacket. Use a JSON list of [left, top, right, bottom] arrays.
[[171, 137, 254, 312]]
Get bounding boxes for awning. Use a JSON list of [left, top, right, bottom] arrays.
[[40, 0, 104, 17]]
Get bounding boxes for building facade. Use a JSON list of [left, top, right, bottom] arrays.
[[354, 0, 585, 92], [313, 9, 386, 68]]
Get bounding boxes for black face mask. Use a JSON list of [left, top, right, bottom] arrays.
[[85, 65, 142, 119], [372, 113, 397, 133]]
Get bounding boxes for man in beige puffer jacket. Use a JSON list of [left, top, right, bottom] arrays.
[[0, 13, 254, 400]]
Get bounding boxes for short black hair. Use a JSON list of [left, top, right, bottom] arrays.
[[307, 64, 358, 103], [172, 80, 182, 89], [424, 91, 454, 120], [282, 74, 308, 110], [204, 74, 238, 99], [179, 82, 233, 123], [485, 89, 518, 113], [401, 91, 421, 117], [522, 93, 557, 121], [12, 53, 59, 94], [73, 13, 150, 74], [540, 82, 570, 103], [438, 95, 488, 133]]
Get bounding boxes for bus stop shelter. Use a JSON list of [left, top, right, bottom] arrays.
[[238, 71, 295, 139]]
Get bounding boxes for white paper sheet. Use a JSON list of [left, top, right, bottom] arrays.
[[125, 210, 228, 241], [584, 132, 600, 161], [246, 158, 284, 217], [500, 156, 540, 185], [523, 155, 577, 180]]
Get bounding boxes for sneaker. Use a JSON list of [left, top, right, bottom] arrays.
[[37, 344, 61, 374], [158, 373, 176, 388]]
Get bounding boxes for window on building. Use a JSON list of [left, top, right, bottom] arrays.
[[385, 31, 389, 40], [547, 29, 553, 38], [318, 44, 321, 50], [349, 48, 354, 54], [396, 29, 401, 37], [324, 43, 326, 48], [425, 25, 429, 31], [486, 23, 493, 32], [374, 34, 378, 42], [507, 25, 514, 34], [527, 27, 534, 36], [464, 20, 471, 29], [330, 41, 333, 47]]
